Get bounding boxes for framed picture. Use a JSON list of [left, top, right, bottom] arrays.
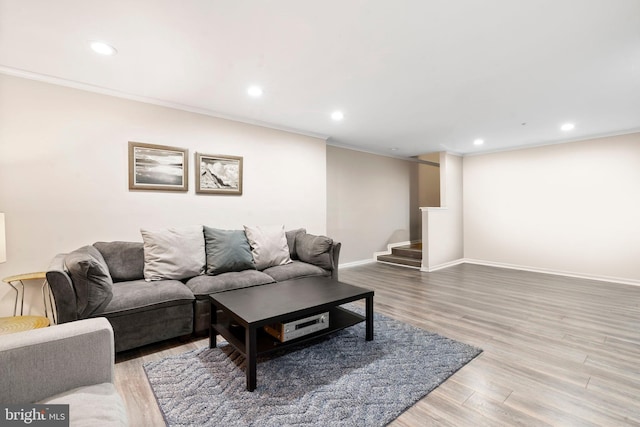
[[128, 142, 188, 191], [195, 153, 243, 195]]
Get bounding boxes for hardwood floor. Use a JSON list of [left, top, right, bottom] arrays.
[[114, 263, 640, 426]]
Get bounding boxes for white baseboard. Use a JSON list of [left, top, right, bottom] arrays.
[[339, 259, 376, 269], [342, 256, 640, 287], [420, 258, 465, 273], [377, 260, 421, 270], [463, 258, 640, 287]]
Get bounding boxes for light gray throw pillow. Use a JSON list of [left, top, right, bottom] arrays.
[[243, 225, 292, 270], [140, 225, 206, 281], [203, 227, 256, 275]]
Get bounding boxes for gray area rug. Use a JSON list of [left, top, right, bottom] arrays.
[[143, 306, 481, 426]]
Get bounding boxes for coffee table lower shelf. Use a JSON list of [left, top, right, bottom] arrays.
[[211, 306, 364, 356]]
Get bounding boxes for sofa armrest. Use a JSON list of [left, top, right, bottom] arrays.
[[46, 253, 79, 323], [0, 317, 115, 404]]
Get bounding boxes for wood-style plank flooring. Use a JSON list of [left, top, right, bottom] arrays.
[[114, 263, 640, 426]]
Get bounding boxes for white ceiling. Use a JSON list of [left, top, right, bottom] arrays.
[[1, 0, 639, 157]]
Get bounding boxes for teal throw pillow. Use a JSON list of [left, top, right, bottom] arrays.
[[204, 227, 256, 275]]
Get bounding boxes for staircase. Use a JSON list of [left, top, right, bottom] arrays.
[[377, 242, 422, 268]]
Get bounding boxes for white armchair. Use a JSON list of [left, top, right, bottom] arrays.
[[0, 318, 128, 426]]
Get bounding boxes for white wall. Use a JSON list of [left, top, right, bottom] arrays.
[[0, 74, 327, 315], [463, 133, 640, 284], [327, 146, 416, 264], [421, 153, 464, 270]]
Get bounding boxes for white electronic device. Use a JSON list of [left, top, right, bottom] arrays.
[[264, 312, 330, 342]]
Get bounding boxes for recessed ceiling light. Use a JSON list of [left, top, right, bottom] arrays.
[[331, 111, 344, 121], [560, 123, 575, 131], [473, 139, 484, 146], [247, 86, 263, 97], [390, 147, 398, 151], [90, 41, 117, 56]]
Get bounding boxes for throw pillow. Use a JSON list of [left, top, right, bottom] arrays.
[[64, 245, 114, 318], [285, 228, 306, 260], [295, 233, 334, 270], [243, 225, 292, 270], [203, 227, 256, 275], [140, 225, 206, 281]]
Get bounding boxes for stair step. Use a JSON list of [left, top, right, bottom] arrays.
[[391, 246, 422, 260], [376, 254, 422, 268]]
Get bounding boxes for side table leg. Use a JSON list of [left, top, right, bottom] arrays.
[[246, 326, 257, 391], [366, 295, 374, 341], [41, 280, 49, 320], [18, 281, 24, 316], [7, 282, 19, 317]]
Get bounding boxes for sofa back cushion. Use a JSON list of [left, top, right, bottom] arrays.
[[295, 233, 334, 270], [285, 228, 306, 260], [94, 241, 145, 282], [203, 227, 256, 275], [64, 245, 114, 318], [140, 225, 206, 281]]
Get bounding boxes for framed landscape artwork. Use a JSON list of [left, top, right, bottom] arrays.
[[128, 141, 188, 191], [195, 153, 243, 195]]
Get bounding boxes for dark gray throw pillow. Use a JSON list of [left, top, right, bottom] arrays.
[[295, 233, 334, 270], [64, 245, 114, 318], [204, 226, 256, 275], [285, 228, 306, 260]]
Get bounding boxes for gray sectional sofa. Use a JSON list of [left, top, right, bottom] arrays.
[[46, 227, 341, 352]]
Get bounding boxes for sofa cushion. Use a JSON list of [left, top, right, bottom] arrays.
[[295, 233, 334, 270], [140, 226, 206, 281], [94, 241, 144, 282], [203, 227, 255, 275], [40, 383, 128, 427], [185, 270, 275, 296], [263, 261, 330, 282], [64, 246, 114, 318], [99, 279, 194, 316], [285, 228, 306, 260], [243, 225, 292, 270]]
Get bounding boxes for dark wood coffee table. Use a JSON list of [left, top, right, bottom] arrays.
[[209, 276, 374, 391]]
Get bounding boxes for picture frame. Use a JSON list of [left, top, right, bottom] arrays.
[[195, 152, 243, 195], [128, 141, 188, 191]]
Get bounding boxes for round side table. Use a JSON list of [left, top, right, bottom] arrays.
[[0, 315, 50, 335], [2, 272, 56, 324]]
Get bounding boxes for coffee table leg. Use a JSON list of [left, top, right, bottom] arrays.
[[209, 303, 218, 349], [366, 295, 374, 341], [246, 326, 257, 391]]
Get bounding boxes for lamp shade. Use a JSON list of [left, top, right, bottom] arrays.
[[0, 213, 6, 263]]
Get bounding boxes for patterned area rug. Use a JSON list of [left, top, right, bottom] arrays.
[[143, 306, 481, 426]]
